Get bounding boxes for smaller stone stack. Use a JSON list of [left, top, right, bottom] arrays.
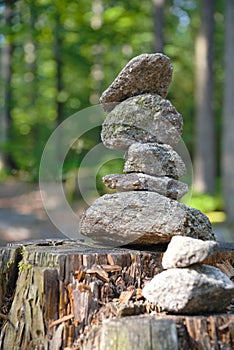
[[143, 236, 234, 314], [80, 53, 215, 246]]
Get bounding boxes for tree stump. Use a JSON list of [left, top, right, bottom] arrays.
[[0, 240, 234, 350]]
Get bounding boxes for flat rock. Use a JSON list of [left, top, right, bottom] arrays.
[[142, 264, 234, 314], [162, 236, 218, 269], [79, 191, 215, 246], [101, 94, 183, 149], [103, 173, 188, 200], [124, 143, 186, 179], [100, 53, 173, 112]]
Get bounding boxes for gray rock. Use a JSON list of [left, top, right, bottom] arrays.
[[103, 173, 188, 200], [162, 236, 218, 269], [100, 53, 173, 112], [142, 264, 234, 314], [124, 143, 186, 179], [101, 94, 183, 149], [183, 206, 214, 240], [79, 191, 215, 246]]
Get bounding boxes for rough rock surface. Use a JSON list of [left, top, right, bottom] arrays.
[[103, 173, 188, 200], [100, 53, 173, 112], [162, 236, 218, 269], [142, 264, 234, 314], [124, 143, 186, 179], [79, 192, 214, 246], [101, 94, 183, 149]]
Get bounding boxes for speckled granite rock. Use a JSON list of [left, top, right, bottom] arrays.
[[100, 53, 173, 112], [80, 191, 214, 246], [101, 94, 183, 149], [162, 236, 218, 269], [123, 143, 186, 179], [103, 173, 188, 200], [142, 264, 234, 314]]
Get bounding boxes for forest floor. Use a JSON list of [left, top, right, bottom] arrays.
[[0, 179, 84, 246], [0, 179, 233, 246]]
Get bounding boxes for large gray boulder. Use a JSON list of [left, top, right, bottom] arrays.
[[79, 191, 214, 246], [100, 53, 173, 112], [103, 173, 188, 200], [142, 264, 234, 314], [124, 143, 186, 179], [101, 94, 183, 149], [162, 236, 218, 269]]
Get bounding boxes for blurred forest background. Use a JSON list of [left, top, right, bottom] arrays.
[[0, 0, 234, 241]]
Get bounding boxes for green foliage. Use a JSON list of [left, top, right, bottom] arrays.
[[1, 0, 154, 179], [190, 192, 223, 213], [190, 190, 225, 224], [6, 260, 14, 269], [96, 158, 125, 195], [0, 0, 225, 211], [0, 167, 8, 181], [18, 261, 32, 272]]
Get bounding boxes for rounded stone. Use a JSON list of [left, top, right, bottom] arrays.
[[123, 143, 186, 179], [142, 264, 234, 314], [79, 191, 215, 246], [162, 236, 218, 269], [101, 94, 183, 150], [100, 53, 173, 112]]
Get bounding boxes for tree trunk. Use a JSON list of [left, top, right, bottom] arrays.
[[54, 11, 64, 165], [0, 0, 17, 171], [222, 0, 234, 226], [0, 240, 234, 350], [193, 0, 216, 194], [55, 26, 63, 127], [0, 43, 10, 171], [152, 0, 165, 53]]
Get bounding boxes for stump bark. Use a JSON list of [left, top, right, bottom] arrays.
[[0, 240, 234, 350]]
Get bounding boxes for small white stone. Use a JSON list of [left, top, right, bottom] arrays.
[[162, 236, 218, 269]]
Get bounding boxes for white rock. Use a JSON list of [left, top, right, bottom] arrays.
[[142, 264, 234, 314], [162, 236, 218, 269]]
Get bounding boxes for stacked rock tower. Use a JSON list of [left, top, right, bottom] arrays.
[[80, 53, 215, 246], [143, 236, 234, 314]]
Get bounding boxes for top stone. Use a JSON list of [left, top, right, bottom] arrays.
[[100, 53, 173, 112], [162, 236, 218, 269]]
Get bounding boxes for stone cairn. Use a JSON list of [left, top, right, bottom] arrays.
[[143, 236, 234, 314], [80, 53, 234, 314], [80, 53, 215, 246]]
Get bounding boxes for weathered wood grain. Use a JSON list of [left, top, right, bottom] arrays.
[[100, 317, 179, 350], [81, 314, 234, 350], [0, 240, 234, 350]]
